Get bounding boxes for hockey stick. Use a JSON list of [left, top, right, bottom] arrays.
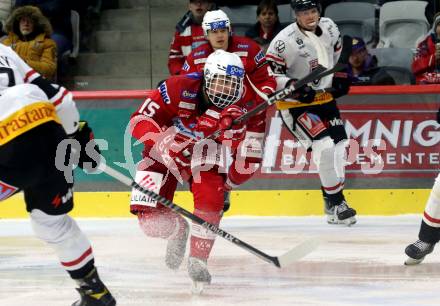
[[249, 35, 352, 111], [204, 64, 332, 140], [238, 63, 346, 122], [97, 163, 320, 268]]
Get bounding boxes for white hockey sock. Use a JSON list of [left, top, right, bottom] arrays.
[[30, 209, 93, 272], [423, 173, 440, 228]]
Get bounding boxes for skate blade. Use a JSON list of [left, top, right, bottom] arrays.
[[404, 257, 425, 266], [327, 216, 357, 226], [191, 281, 208, 295]]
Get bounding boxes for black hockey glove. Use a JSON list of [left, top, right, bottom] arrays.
[[72, 121, 101, 171], [331, 71, 350, 99], [294, 85, 316, 104], [286, 79, 316, 104]]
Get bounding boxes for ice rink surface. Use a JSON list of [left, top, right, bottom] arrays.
[[0, 215, 439, 306]]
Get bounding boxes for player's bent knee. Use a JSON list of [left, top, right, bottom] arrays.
[[138, 209, 181, 239], [30, 209, 77, 243], [30, 209, 92, 268], [311, 136, 334, 169]]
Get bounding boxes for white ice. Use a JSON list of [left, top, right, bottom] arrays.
[[0, 216, 439, 306]]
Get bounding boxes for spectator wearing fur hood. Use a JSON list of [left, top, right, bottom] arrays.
[[1, 5, 56, 79]]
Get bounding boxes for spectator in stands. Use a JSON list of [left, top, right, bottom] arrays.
[[347, 37, 395, 85], [168, 0, 215, 75], [245, 0, 284, 52], [2, 5, 56, 79], [0, 0, 14, 36], [15, 0, 73, 59], [412, 12, 440, 84]]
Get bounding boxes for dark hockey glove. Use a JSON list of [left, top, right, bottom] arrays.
[[331, 71, 350, 99], [72, 121, 101, 171], [286, 79, 316, 104]]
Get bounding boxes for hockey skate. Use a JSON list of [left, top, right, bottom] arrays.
[[72, 268, 116, 306], [325, 200, 357, 226], [188, 256, 211, 294], [404, 240, 436, 265], [165, 218, 190, 270]]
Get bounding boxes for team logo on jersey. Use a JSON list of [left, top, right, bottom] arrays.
[[296, 38, 303, 46], [0, 180, 18, 201], [237, 44, 249, 49], [159, 82, 170, 104], [297, 113, 326, 137], [182, 61, 190, 71], [181, 90, 197, 99], [274, 40, 285, 53], [254, 50, 265, 64], [309, 59, 319, 70], [51, 188, 73, 208], [329, 118, 344, 126], [131, 171, 163, 207], [193, 50, 206, 57]]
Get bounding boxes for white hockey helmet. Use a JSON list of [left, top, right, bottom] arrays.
[[202, 9, 231, 36], [203, 49, 244, 109]]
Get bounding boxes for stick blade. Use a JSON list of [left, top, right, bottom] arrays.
[[277, 237, 321, 268]]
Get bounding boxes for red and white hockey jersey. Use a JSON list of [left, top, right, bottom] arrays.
[[168, 24, 208, 75], [181, 36, 276, 97], [131, 73, 266, 186]]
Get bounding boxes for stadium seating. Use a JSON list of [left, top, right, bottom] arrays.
[[370, 47, 415, 84], [378, 0, 429, 48], [324, 2, 376, 45]]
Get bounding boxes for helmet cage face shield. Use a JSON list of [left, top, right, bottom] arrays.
[[204, 64, 244, 109]]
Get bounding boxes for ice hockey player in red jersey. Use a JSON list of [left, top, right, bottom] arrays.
[[168, 0, 215, 75], [130, 50, 266, 292], [181, 9, 276, 212], [182, 9, 276, 99], [0, 44, 115, 306]]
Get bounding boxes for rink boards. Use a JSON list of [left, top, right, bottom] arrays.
[[0, 189, 431, 218], [0, 86, 438, 218]]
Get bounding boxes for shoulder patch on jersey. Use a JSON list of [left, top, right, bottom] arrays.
[[159, 81, 170, 104]]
